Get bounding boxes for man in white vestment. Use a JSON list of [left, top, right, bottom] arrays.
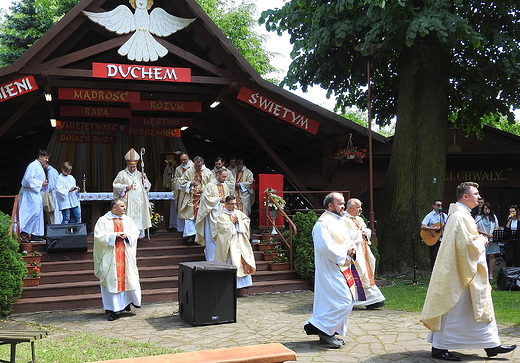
[[113, 148, 151, 237], [42, 162, 62, 224], [215, 196, 256, 290], [170, 153, 193, 231], [344, 198, 385, 309], [420, 182, 516, 361], [228, 157, 237, 177], [303, 192, 356, 349], [18, 150, 49, 241], [211, 156, 235, 192], [55, 161, 81, 224], [94, 198, 141, 321], [178, 156, 212, 243], [195, 169, 230, 260], [234, 159, 254, 216]]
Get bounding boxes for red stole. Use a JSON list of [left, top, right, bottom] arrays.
[[113, 218, 126, 292]]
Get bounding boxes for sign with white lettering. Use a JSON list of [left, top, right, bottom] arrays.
[[56, 120, 121, 132], [124, 127, 181, 137], [60, 105, 131, 118], [130, 117, 192, 128], [131, 100, 201, 112], [58, 88, 140, 103], [237, 87, 320, 135], [57, 133, 116, 144], [92, 62, 191, 82], [0, 75, 38, 102]]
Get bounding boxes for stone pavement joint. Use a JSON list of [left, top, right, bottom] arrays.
[[8, 291, 520, 362]]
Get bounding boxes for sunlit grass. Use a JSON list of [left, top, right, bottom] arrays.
[[0, 325, 181, 363], [380, 273, 520, 327]]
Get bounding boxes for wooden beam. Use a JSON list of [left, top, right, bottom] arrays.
[[36, 36, 130, 70], [0, 91, 43, 139], [222, 99, 320, 208], [157, 39, 235, 78]]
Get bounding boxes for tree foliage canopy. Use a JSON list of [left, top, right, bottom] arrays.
[[261, 0, 520, 133]]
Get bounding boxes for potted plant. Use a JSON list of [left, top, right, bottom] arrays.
[[21, 251, 42, 265], [23, 265, 41, 287], [257, 238, 279, 251], [269, 252, 290, 271], [149, 202, 164, 233], [334, 146, 367, 164], [264, 188, 286, 212], [262, 245, 282, 261]]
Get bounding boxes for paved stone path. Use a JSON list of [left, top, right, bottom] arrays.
[[10, 291, 520, 362]]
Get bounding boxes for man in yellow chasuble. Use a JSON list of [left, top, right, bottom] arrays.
[[420, 182, 516, 361]]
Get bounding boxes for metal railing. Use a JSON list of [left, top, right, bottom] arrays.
[[264, 191, 297, 269]]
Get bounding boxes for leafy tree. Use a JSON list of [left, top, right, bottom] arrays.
[[0, 0, 276, 78], [261, 1, 520, 271], [0, 211, 26, 316], [197, 0, 276, 78]]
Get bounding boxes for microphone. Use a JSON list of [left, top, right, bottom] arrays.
[[438, 207, 442, 212]]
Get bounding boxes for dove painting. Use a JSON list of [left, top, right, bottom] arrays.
[[83, 0, 195, 62]]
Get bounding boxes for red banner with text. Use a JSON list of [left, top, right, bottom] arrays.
[[237, 87, 320, 135]]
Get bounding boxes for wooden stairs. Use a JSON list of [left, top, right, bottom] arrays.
[[12, 230, 310, 314]]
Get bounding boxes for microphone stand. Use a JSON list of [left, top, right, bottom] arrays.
[[406, 232, 425, 285]]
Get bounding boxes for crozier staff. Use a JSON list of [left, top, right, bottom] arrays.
[[113, 148, 151, 237]]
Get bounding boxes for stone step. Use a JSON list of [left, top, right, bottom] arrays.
[[12, 279, 310, 314], [14, 230, 310, 314]]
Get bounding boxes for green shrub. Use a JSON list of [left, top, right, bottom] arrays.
[[292, 211, 318, 286], [0, 211, 26, 316]]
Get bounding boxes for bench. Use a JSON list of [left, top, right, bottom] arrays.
[[89, 343, 297, 363], [0, 330, 48, 363]]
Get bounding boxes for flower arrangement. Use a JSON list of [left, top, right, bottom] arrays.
[[264, 188, 286, 211], [21, 251, 40, 257], [27, 265, 41, 278], [149, 202, 164, 229], [334, 146, 367, 164], [273, 253, 289, 263]]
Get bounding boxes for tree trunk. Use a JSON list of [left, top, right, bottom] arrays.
[[377, 38, 450, 272]]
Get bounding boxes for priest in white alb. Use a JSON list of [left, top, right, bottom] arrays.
[[215, 195, 256, 289], [234, 159, 254, 216], [94, 198, 141, 321], [344, 198, 385, 309], [18, 150, 50, 240], [195, 169, 230, 260], [178, 156, 212, 243], [420, 182, 516, 361], [171, 152, 193, 232], [113, 148, 151, 237]]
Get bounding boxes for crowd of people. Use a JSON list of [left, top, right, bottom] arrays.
[[17, 150, 518, 358], [18, 150, 82, 242]]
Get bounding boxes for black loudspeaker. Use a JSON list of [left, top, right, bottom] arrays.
[[178, 261, 237, 326], [497, 267, 520, 291], [45, 223, 88, 252]]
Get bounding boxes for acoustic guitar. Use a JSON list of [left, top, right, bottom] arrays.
[[420, 222, 443, 246]]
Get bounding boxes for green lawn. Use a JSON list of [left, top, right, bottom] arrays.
[[379, 273, 520, 326]]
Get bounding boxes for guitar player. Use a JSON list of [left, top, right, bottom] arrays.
[[421, 199, 448, 270]]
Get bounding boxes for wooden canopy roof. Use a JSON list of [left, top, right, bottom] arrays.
[[0, 0, 387, 198]]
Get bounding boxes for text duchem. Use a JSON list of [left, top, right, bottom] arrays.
[[92, 62, 191, 83]]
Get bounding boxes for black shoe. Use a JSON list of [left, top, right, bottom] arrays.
[[185, 236, 195, 244], [432, 347, 462, 361], [124, 304, 131, 312], [366, 301, 386, 310], [108, 312, 118, 321], [485, 344, 517, 357], [318, 334, 342, 349], [333, 336, 345, 345], [303, 322, 321, 336]]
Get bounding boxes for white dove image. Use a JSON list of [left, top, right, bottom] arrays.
[[83, 0, 195, 62]]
